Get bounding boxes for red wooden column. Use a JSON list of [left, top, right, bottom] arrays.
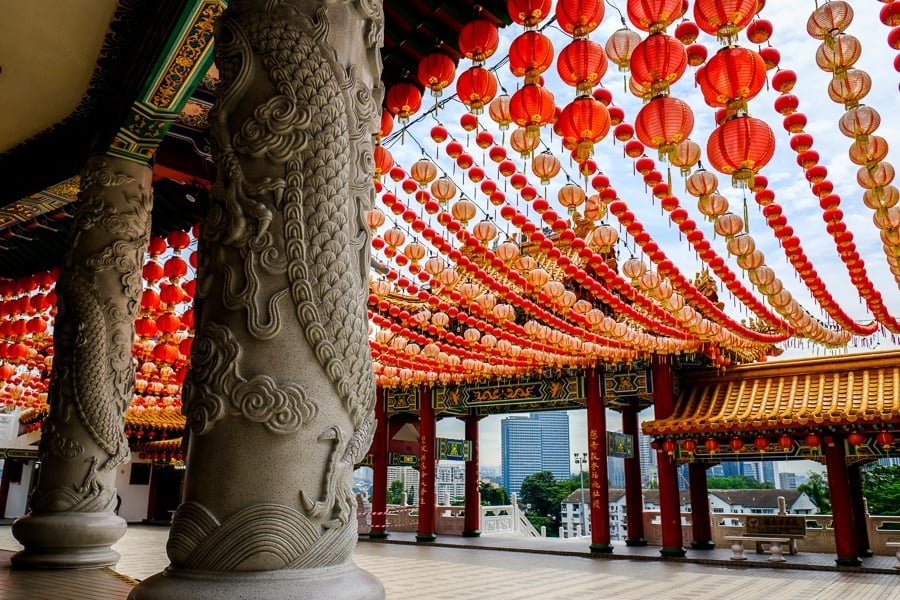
[[688, 462, 714, 549], [621, 402, 646, 546], [848, 463, 873, 557], [463, 414, 481, 537], [824, 435, 862, 566], [586, 367, 613, 553], [369, 386, 389, 539], [652, 356, 686, 557], [416, 385, 437, 542]]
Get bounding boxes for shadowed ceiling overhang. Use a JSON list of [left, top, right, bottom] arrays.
[[644, 350, 900, 437]]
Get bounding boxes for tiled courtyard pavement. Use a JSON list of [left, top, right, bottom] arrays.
[[1, 525, 898, 599]]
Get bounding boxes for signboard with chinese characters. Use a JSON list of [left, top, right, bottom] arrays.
[[602, 366, 653, 409], [607, 431, 634, 459], [385, 387, 419, 415], [433, 375, 585, 415], [437, 438, 471, 461]]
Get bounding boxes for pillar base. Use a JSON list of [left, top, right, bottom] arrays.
[[415, 533, 437, 543], [367, 531, 389, 540], [835, 556, 862, 567], [11, 512, 126, 569], [129, 561, 384, 600], [690, 540, 715, 550], [589, 543, 614, 554], [859, 549, 874, 558], [624, 537, 647, 547], [462, 530, 481, 538], [660, 546, 687, 558]]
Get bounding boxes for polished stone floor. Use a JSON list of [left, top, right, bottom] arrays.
[[1, 526, 898, 599]]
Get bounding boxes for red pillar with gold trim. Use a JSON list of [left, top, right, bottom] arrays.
[[416, 385, 437, 542], [848, 463, 873, 557], [586, 367, 613, 553], [622, 402, 646, 546], [688, 462, 714, 549], [824, 435, 861, 566], [463, 414, 481, 537], [370, 386, 389, 539], [652, 356, 686, 557]]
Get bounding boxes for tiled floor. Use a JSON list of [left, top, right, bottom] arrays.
[[1, 526, 898, 599]]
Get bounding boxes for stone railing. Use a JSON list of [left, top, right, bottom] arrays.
[[357, 502, 539, 537], [641, 510, 900, 556]]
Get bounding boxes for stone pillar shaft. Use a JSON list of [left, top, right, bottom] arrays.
[[652, 356, 685, 557], [131, 1, 385, 597], [585, 367, 612, 553], [688, 462, 714, 549], [416, 385, 436, 542], [621, 403, 646, 546], [13, 155, 153, 569], [369, 387, 388, 538], [463, 414, 480, 537], [825, 437, 862, 567]]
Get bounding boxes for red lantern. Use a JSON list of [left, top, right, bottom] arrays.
[[745, 19, 772, 44], [507, 0, 553, 27], [556, 0, 605, 37], [557, 97, 611, 160], [876, 431, 895, 448], [754, 436, 769, 450], [696, 47, 766, 114], [418, 53, 456, 97], [167, 230, 191, 251], [805, 433, 821, 448], [705, 438, 720, 452], [635, 96, 694, 156], [509, 32, 555, 82], [675, 20, 700, 44], [386, 83, 422, 123], [694, 0, 759, 42], [706, 115, 775, 188], [629, 33, 688, 96], [456, 67, 498, 114], [662, 438, 677, 454], [686, 44, 708, 67], [458, 20, 500, 64], [373, 145, 393, 180], [682, 438, 698, 452], [509, 84, 556, 139], [729, 437, 745, 451], [627, 0, 684, 33], [557, 39, 607, 94], [847, 431, 866, 446], [778, 434, 793, 450]]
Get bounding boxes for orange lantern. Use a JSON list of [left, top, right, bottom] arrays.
[[605, 28, 642, 71], [507, 0, 553, 28], [509, 84, 556, 142], [696, 46, 766, 114], [693, 0, 759, 42], [706, 115, 774, 188], [489, 95, 513, 130], [627, 0, 683, 33], [629, 33, 688, 96], [509, 31, 555, 82], [532, 152, 561, 184]]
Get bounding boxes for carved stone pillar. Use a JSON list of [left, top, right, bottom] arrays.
[[12, 156, 153, 568], [131, 1, 385, 598]]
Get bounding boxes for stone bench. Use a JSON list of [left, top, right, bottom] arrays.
[[724, 535, 790, 562], [886, 541, 900, 570]]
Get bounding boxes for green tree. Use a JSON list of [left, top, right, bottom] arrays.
[[862, 465, 900, 516], [519, 471, 567, 536], [707, 475, 773, 490], [387, 479, 404, 505], [798, 472, 831, 514], [479, 481, 509, 506]]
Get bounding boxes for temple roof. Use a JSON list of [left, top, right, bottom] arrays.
[[644, 350, 900, 437]]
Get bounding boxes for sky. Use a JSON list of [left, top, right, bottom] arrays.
[[378, 1, 899, 475]]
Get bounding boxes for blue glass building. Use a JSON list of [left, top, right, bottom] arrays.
[[501, 411, 571, 495]]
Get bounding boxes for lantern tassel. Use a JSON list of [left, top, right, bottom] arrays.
[[743, 196, 750, 234]]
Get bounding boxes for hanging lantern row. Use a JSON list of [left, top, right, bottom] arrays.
[[658, 430, 898, 457]]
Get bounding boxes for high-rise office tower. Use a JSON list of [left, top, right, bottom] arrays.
[[501, 411, 571, 494]]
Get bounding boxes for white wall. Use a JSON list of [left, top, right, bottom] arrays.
[[4, 460, 36, 518], [114, 459, 153, 523]]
